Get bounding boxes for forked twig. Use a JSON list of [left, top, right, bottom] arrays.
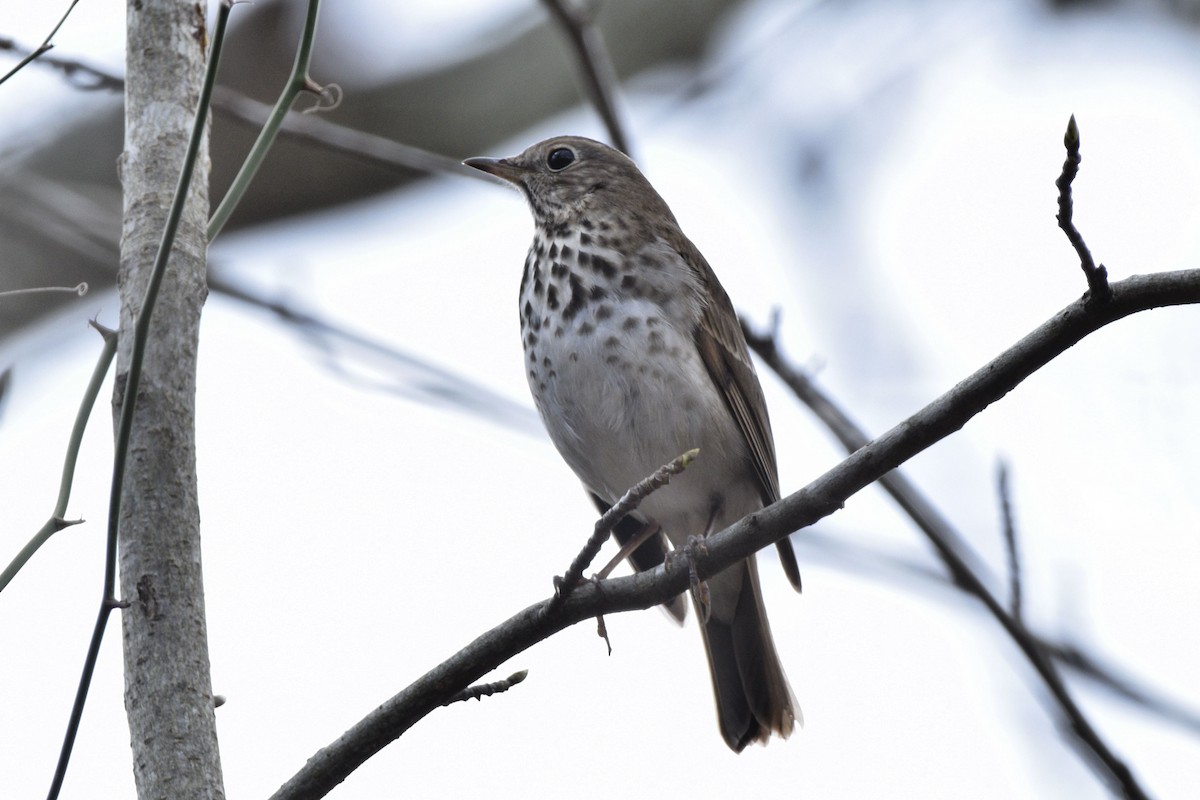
[[547, 449, 698, 615], [0, 0, 82, 87], [0, 323, 114, 595]]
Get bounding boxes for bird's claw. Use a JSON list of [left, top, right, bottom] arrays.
[[666, 535, 711, 624]]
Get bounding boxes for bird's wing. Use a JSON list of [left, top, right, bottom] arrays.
[[671, 235, 802, 592]]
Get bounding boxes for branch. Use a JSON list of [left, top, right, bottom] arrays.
[[1056, 115, 1111, 303], [549, 448, 698, 612], [271, 268, 1197, 800], [0, 0, 82, 87], [0, 39, 478, 182], [211, 86, 480, 181], [540, 0, 631, 155], [996, 460, 1022, 622], [798, 527, 1200, 736], [0, 36, 122, 91], [207, 272, 542, 436], [1051, 642, 1200, 736], [207, 0, 324, 241], [0, 323, 115, 595]]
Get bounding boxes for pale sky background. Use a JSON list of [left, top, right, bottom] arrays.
[[2, 0, 1200, 798]]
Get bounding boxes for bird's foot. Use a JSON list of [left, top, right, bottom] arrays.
[[666, 535, 711, 624]]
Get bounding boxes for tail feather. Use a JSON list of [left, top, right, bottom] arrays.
[[699, 556, 797, 751]]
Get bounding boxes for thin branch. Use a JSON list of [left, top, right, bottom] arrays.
[[210, 85, 480, 181], [540, 0, 631, 156], [0, 181, 538, 436], [0, 37, 122, 91], [47, 5, 234, 796], [1055, 115, 1111, 303], [799, 526, 1200, 736], [1052, 642, 1200, 736], [270, 268, 1198, 800], [0, 40, 477, 182], [207, 0, 324, 241], [548, 449, 698, 613], [207, 272, 542, 436], [0, 323, 115, 594], [996, 459, 1022, 622], [0, 0, 82, 87], [442, 670, 528, 706]]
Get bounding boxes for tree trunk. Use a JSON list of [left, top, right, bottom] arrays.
[[116, 1, 223, 797]]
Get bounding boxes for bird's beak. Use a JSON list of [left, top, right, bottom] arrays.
[[463, 156, 525, 185]]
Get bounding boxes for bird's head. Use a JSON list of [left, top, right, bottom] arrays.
[[464, 136, 663, 228]]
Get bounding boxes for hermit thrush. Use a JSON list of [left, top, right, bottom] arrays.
[[465, 136, 801, 751]]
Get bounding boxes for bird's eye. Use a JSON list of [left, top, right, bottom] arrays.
[[546, 147, 576, 171]]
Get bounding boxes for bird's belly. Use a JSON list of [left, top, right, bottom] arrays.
[[525, 302, 758, 542]]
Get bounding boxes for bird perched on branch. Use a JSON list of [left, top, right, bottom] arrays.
[[465, 136, 800, 751]]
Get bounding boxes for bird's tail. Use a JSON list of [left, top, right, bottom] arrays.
[[698, 555, 799, 752]]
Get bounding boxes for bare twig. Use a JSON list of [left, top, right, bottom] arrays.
[[540, 0, 631, 156], [211, 86, 478, 180], [1055, 115, 1111, 303], [1051, 642, 1200, 736], [802, 526, 1200, 736], [271, 268, 1199, 800], [208, 0, 323, 241], [0, 37, 122, 91], [548, 449, 698, 614], [0, 324, 113, 594], [996, 459, 1022, 622], [0, 0, 82, 87], [442, 671, 528, 706], [208, 272, 542, 436]]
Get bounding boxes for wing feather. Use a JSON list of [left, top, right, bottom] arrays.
[[671, 235, 802, 592]]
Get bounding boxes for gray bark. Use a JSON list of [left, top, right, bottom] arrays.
[[115, 1, 223, 798]]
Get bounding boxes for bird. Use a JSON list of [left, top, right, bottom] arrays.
[[464, 136, 800, 751]]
